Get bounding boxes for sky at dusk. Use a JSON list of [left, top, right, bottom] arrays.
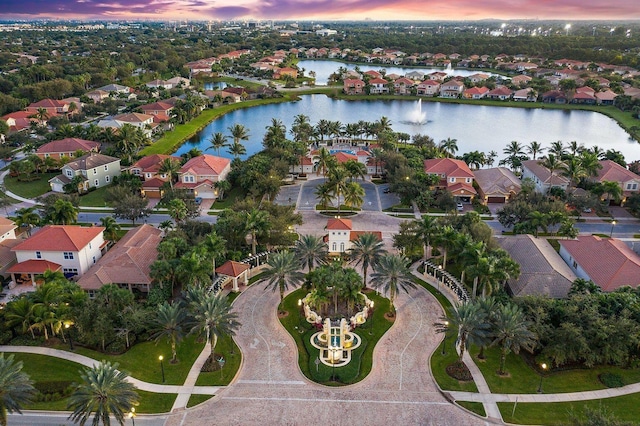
[[2, 0, 640, 21]]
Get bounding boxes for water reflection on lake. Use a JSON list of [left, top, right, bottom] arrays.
[[176, 95, 637, 163]]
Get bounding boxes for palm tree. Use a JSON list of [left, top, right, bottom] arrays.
[[434, 225, 458, 268], [207, 132, 229, 156], [227, 141, 246, 160], [0, 354, 36, 425], [344, 160, 366, 182], [213, 180, 231, 201], [467, 255, 506, 298], [48, 199, 79, 225], [538, 154, 567, 194], [526, 141, 544, 160], [435, 302, 490, 362], [563, 157, 586, 188], [503, 140, 525, 158], [528, 211, 548, 238], [314, 183, 333, 209], [439, 138, 458, 158], [315, 147, 332, 177], [369, 254, 416, 315], [568, 140, 584, 156], [14, 207, 40, 236], [199, 231, 226, 277], [228, 123, 250, 146], [158, 157, 180, 189], [260, 251, 304, 305], [343, 181, 365, 211], [491, 304, 537, 375], [315, 119, 331, 143], [327, 166, 348, 214], [416, 216, 439, 260], [150, 301, 187, 363], [99, 217, 121, 242], [188, 292, 240, 364], [294, 234, 328, 272], [263, 118, 287, 150], [244, 209, 270, 256], [549, 140, 566, 158], [600, 180, 623, 205], [579, 151, 602, 178], [349, 233, 386, 287], [167, 199, 188, 224], [4, 298, 37, 339]]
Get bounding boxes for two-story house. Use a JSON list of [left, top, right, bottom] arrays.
[[25, 99, 71, 117], [439, 80, 465, 98], [521, 160, 570, 193], [324, 218, 382, 254], [176, 155, 231, 199], [416, 80, 441, 96], [368, 78, 389, 94], [8, 225, 106, 286], [49, 153, 121, 193], [393, 78, 415, 95], [593, 160, 640, 204], [424, 158, 476, 202], [98, 113, 157, 137], [343, 79, 365, 95], [35, 138, 100, 161], [140, 101, 174, 123], [473, 167, 521, 204], [129, 154, 181, 198]]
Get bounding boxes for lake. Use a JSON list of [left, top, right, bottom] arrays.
[[296, 59, 498, 85], [176, 95, 637, 163]]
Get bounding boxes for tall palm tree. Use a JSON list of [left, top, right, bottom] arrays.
[[369, 254, 416, 314], [14, 207, 40, 236], [528, 211, 548, 238], [579, 151, 602, 178], [158, 157, 180, 189], [600, 180, 623, 205], [349, 233, 386, 287], [416, 216, 440, 260], [526, 141, 544, 160], [263, 118, 287, 150], [207, 132, 229, 156], [227, 141, 246, 160], [4, 298, 37, 339], [188, 292, 240, 364], [503, 140, 525, 158], [294, 234, 328, 272], [344, 160, 366, 182], [343, 181, 365, 211], [314, 183, 333, 209], [199, 231, 226, 277], [260, 251, 305, 305], [439, 138, 458, 158], [149, 301, 187, 363], [327, 166, 348, 214], [67, 361, 139, 426], [244, 209, 270, 256], [48, 198, 78, 225], [467, 255, 506, 298], [549, 140, 566, 158], [315, 147, 333, 177], [0, 354, 36, 425], [563, 157, 586, 188], [314, 119, 331, 143], [99, 217, 121, 242], [434, 225, 458, 269], [213, 180, 231, 201], [538, 154, 567, 194], [435, 302, 490, 362], [228, 124, 250, 146], [567, 140, 584, 157], [491, 304, 537, 375]]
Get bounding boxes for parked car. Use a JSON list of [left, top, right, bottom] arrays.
[[456, 202, 464, 211], [383, 187, 391, 194], [195, 197, 203, 205]]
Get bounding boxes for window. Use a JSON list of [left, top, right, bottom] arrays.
[[105, 175, 110, 183], [92, 168, 97, 174], [63, 252, 74, 260], [63, 268, 78, 275], [92, 256, 96, 264], [89, 242, 92, 249], [340, 242, 345, 252], [572, 261, 578, 269], [69, 152, 74, 157], [94, 179, 99, 186], [466, 178, 472, 183], [627, 183, 638, 190], [161, 173, 167, 179], [104, 165, 108, 171], [449, 177, 455, 183], [36, 251, 42, 259], [146, 173, 151, 178], [44, 153, 49, 158], [332, 242, 337, 251], [66, 170, 72, 177]]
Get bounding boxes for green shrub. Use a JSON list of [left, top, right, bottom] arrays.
[[599, 373, 625, 388]]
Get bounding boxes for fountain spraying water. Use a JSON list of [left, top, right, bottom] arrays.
[[407, 99, 427, 124]]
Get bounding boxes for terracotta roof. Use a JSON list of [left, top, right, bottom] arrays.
[[369, 78, 388, 85], [326, 218, 352, 230], [298, 156, 313, 166], [522, 160, 570, 186], [215, 260, 250, 277], [473, 167, 521, 197], [130, 154, 179, 173], [0, 217, 16, 236], [595, 90, 618, 101], [76, 225, 162, 290], [36, 138, 100, 154], [487, 86, 513, 96], [349, 231, 382, 241], [7, 259, 62, 274], [142, 177, 167, 189], [424, 158, 474, 178], [64, 153, 120, 171], [179, 155, 230, 176], [464, 87, 489, 96], [596, 160, 640, 184], [0, 239, 20, 272], [175, 179, 214, 189], [113, 112, 154, 123], [419, 80, 440, 86], [13, 225, 105, 252], [560, 236, 640, 291], [448, 182, 477, 195], [499, 235, 576, 298], [28, 99, 68, 108], [333, 152, 358, 163], [140, 101, 174, 112]]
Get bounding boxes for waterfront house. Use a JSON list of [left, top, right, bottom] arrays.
[[35, 138, 100, 161], [521, 160, 570, 193], [593, 160, 640, 204], [175, 155, 231, 199], [473, 167, 521, 204], [424, 158, 476, 202]]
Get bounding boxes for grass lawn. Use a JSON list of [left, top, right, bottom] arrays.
[[187, 394, 213, 408], [136, 390, 176, 414], [78, 186, 111, 207], [471, 346, 640, 394], [3, 173, 58, 199], [54, 334, 204, 385], [279, 288, 393, 385], [194, 334, 240, 386], [457, 401, 486, 417], [211, 186, 245, 210], [499, 395, 640, 425]]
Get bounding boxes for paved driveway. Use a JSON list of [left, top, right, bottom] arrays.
[[296, 178, 382, 212], [163, 276, 486, 426]]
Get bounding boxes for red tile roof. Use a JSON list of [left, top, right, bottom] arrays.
[[131, 154, 179, 174], [424, 158, 474, 178], [13, 225, 104, 252], [448, 182, 477, 195], [560, 236, 640, 291], [36, 138, 100, 154], [7, 259, 62, 274], [596, 160, 640, 184], [215, 260, 250, 277], [369, 78, 388, 85], [142, 177, 168, 189], [27, 99, 68, 109], [333, 152, 358, 163], [326, 218, 353, 230], [140, 101, 174, 112], [179, 155, 230, 176]]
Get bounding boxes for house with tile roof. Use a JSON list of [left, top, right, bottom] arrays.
[[424, 158, 476, 202], [521, 159, 570, 193], [486, 86, 513, 100], [593, 160, 640, 203], [595, 90, 618, 105], [559, 236, 640, 292], [439, 80, 465, 98], [140, 101, 174, 122], [98, 84, 133, 94], [9, 225, 106, 285], [343, 79, 365, 95], [324, 218, 382, 254], [0, 218, 19, 279], [77, 225, 162, 297], [129, 154, 181, 198], [49, 153, 121, 193], [35, 138, 100, 160], [368, 78, 389, 94], [513, 88, 537, 102], [1, 111, 40, 132], [498, 235, 577, 298], [393, 78, 415, 95], [462, 86, 489, 99], [416, 80, 441, 96], [25, 99, 72, 116], [473, 167, 521, 204], [86, 89, 110, 103], [97, 112, 157, 137], [290, 156, 315, 175], [175, 155, 231, 199]]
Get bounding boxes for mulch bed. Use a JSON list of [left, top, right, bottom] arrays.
[[446, 361, 473, 382]]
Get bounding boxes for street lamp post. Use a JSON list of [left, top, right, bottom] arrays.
[[537, 363, 548, 393], [610, 220, 616, 237], [442, 321, 449, 355], [64, 323, 74, 351], [128, 407, 136, 426], [368, 301, 374, 335], [217, 356, 226, 379], [159, 355, 165, 383], [438, 265, 443, 291]]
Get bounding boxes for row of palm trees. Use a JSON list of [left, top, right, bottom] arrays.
[[436, 297, 537, 375], [206, 123, 249, 160], [314, 159, 366, 213], [14, 206, 120, 236], [262, 232, 416, 315]]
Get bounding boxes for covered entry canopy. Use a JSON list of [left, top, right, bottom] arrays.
[[7, 259, 62, 286], [215, 260, 250, 292]]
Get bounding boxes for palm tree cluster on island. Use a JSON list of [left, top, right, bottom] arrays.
[[261, 232, 415, 317]]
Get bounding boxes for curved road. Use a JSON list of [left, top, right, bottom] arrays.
[[163, 279, 487, 426]]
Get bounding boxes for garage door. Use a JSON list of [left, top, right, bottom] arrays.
[[487, 196, 506, 203]]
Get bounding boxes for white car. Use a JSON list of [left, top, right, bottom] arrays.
[[456, 202, 464, 211]]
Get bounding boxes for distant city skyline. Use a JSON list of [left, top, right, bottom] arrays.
[[2, 0, 640, 21]]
